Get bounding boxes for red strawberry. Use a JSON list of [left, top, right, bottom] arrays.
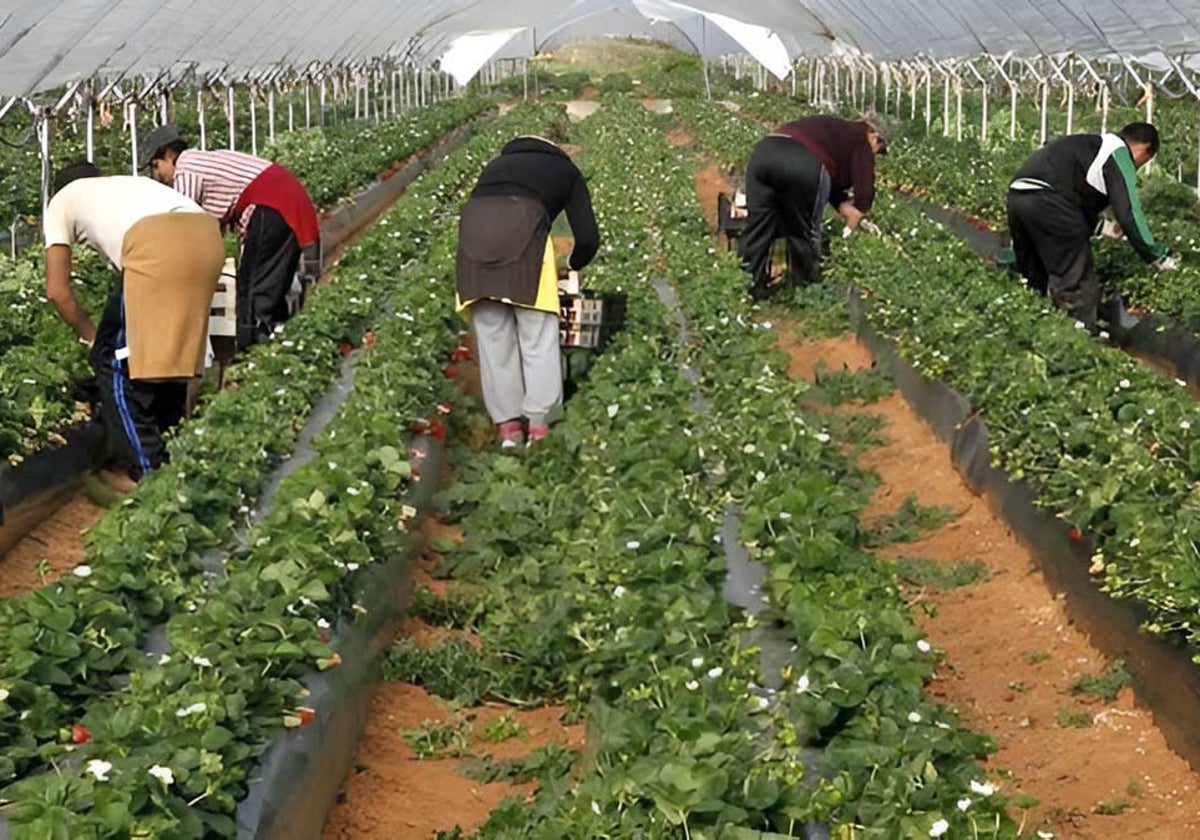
[[429, 422, 446, 440], [297, 707, 316, 727], [443, 363, 459, 380], [409, 419, 431, 434], [338, 341, 355, 356], [71, 724, 91, 745], [450, 345, 474, 362], [1068, 527, 1083, 541], [436, 402, 453, 415]]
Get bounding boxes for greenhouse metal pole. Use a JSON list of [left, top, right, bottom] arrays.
[[250, 90, 258, 156], [924, 63, 932, 135], [288, 88, 295, 132], [268, 86, 276, 142], [227, 85, 236, 150], [305, 80, 311, 128], [198, 87, 207, 149], [965, 62, 987, 142], [35, 106, 51, 213], [85, 96, 95, 161], [1163, 56, 1200, 192], [1074, 55, 1107, 134], [128, 101, 139, 175]]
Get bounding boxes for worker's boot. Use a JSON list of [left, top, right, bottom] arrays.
[[498, 419, 524, 449]]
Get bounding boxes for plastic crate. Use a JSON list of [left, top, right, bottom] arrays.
[[559, 291, 627, 350], [209, 257, 238, 339]]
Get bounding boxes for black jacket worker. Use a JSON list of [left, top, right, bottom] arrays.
[[1007, 122, 1172, 331]]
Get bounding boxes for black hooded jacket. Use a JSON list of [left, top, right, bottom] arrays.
[[469, 137, 600, 271]]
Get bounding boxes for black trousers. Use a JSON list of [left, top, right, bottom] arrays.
[[91, 287, 187, 481], [738, 136, 830, 297], [1007, 189, 1100, 330], [238, 206, 301, 350]]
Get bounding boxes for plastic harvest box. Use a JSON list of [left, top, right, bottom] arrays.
[[559, 290, 627, 351]]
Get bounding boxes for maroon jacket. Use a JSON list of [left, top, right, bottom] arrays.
[[775, 117, 877, 213]]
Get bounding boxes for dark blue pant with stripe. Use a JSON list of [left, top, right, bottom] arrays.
[[92, 287, 188, 481]]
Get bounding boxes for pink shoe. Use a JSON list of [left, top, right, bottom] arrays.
[[498, 420, 524, 449], [526, 424, 550, 445]]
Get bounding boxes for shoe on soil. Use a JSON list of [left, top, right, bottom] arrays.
[[526, 424, 550, 446], [498, 419, 524, 449]]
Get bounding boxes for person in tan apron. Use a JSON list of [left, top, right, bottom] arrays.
[[456, 136, 599, 448], [43, 163, 224, 490]]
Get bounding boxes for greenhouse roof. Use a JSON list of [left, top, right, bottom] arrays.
[[3, 0, 1200, 97]]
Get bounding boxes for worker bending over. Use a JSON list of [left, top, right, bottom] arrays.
[[43, 163, 224, 490], [739, 114, 886, 300], [1007, 122, 1175, 331], [142, 125, 320, 349], [456, 135, 599, 448]]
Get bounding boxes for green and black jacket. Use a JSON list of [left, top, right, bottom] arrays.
[[1010, 133, 1168, 263]]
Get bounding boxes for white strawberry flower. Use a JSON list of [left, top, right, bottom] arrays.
[[707, 666, 723, 679], [1118, 379, 1131, 389], [606, 404, 620, 418], [0, 688, 9, 703], [796, 673, 811, 693], [908, 712, 922, 723], [72, 565, 93, 578], [691, 656, 704, 668], [175, 702, 207, 718], [969, 780, 996, 796], [957, 797, 971, 812], [149, 765, 175, 785], [916, 639, 932, 653], [814, 432, 831, 443], [929, 819, 949, 837], [192, 656, 212, 668], [685, 680, 699, 691], [613, 585, 627, 598], [626, 540, 641, 550], [86, 759, 113, 781]]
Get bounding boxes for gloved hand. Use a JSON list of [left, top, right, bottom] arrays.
[[1156, 253, 1180, 272], [859, 219, 883, 237]]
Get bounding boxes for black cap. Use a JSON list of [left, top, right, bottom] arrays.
[[139, 124, 182, 170]]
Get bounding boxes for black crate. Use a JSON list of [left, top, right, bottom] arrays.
[[559, 290, 627, 350]]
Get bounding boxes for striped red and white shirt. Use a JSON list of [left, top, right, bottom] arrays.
[[172, 149, 271, 236]]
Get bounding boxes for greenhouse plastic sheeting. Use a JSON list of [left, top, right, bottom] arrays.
[[847, 288, 1200, 773], [7, 1, 1200, 97]]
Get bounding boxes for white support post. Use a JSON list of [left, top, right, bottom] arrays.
[[941, 68, 951, 137], [250, 90, 258, 156], [160, 91, 168, 125], [226, 85, 236, 150], [197, 87, 207, 150], [1040, 79, 1049, 145], [86, 97, 95, 161], [128, 101, 139, 175], [924, 65, 932, 135], [37, 109, 51, 214], [305, 80, 311, 128], [268, 86, 276, 142], [288, 89, 295, 132], [319, 78, 326, 126]]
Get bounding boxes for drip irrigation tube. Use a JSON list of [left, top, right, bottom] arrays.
[[848, 288, 1200, 773]]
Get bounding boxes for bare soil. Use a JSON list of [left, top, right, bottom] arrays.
[[779, 326, 1200, 839], [0, 493, 106, 599], [321, 683, 584, 840]]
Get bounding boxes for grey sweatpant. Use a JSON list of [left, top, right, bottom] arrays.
[[470, 299, 562, 426]]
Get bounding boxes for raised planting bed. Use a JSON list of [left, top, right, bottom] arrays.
[[829, 193, 1200, 769]]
